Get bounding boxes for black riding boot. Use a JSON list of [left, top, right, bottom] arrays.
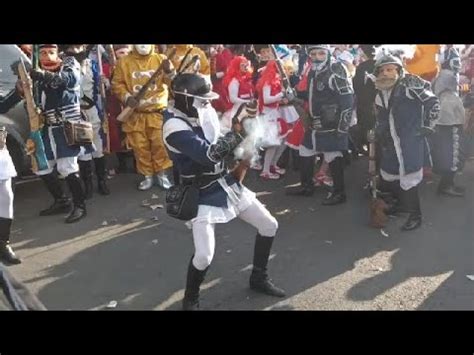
[[116, 152, 128, 173], [78, 160, 93, 200], [287, 156, 315, 196], [437, 171, 464, 197], [94, 157, 110, 195], [182, 257, 209, 311], [39, 173, 72, 216], [322, 157, 347, 205], [65, 173, 87, 224], [249, 234, 286, 298], [401, 185, 422, 231]]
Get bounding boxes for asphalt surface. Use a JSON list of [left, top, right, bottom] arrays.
[[7, 156, 474, 310]]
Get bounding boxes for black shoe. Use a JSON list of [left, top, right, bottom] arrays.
[[0, 242, 21, 265], [401, 214, 422, 231], [287, 186, 314, 197], [322, 192, 346, 206], [250, 271, 286, 298], [65, 205, 87, 224], [438, 186, 465, 197], [39, 198, 72, 216]]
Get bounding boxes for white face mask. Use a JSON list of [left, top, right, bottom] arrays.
[[135, 45, 152, 56], [192, 98, 219, 144]]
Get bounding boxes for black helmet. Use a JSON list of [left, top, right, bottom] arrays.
[[172, 73, 219, 101], [307, 44, 331, 52], [374, 54, 403, 75]]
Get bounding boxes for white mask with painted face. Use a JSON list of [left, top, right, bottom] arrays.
[[135, 45, 152, 56], [192, 98, 220, 144]]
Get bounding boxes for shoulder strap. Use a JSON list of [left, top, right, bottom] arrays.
[[171, 115, 203, 183]]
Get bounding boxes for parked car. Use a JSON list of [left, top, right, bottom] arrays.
[[0, 44, 33, 176]]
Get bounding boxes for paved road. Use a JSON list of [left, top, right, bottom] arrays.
[[7, 157, 474, 310]]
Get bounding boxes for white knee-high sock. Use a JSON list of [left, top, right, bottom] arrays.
[[271, 144, 287, 167], [263, 147, 277, 173]]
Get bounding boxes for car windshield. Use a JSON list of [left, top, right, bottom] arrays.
[[0, 45, 29, 98]]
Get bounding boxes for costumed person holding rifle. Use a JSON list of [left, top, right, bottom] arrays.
[[373, 53, 440, 231], [111, 45, 175, 191], [62, 44, 110, 199], [162, 73, 286, 310], [289, 45, 354, 206], [102, 45, 133, 174], [17, 44, 91, 223]]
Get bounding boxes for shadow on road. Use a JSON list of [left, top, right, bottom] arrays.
[[10, 159, 474, 310]]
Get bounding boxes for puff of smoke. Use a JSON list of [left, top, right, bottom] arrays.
[[375, 45, 417, 61], [233, 114, 281, 165]]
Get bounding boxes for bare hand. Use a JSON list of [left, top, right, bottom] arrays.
[[232, 122, 243, 135], [100, 75, 110, 89], [162, 59, 174, 74], [16, 80, 25, 97], [125, 96, 139, 108]]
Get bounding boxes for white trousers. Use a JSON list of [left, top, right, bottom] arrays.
[[36, 157, 79, 177], [0, 178, 14, 219], [191, 198, 278, 271]]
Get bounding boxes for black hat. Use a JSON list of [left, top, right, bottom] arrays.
[[172, 73, 219, 100]]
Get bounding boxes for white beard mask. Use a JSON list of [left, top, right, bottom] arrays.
[[135, 45, 152, 56], [192, 98, 220, 144]]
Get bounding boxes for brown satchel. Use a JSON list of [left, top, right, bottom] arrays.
[[63, 120, 93, 146]]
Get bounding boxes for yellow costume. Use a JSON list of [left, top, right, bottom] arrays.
[[405, 45, 441, 82], [111, 46, 173, 176]]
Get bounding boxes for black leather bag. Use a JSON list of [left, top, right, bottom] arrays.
[[165, 170, 202, 221]]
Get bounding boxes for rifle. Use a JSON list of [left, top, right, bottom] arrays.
[[32, 45, 40, 107], [268, 44, 307, 119], [269, 44, 292, 90], [367, 129, 388, 228], [116, 47, 177, 123], [96, 45, 110, 153], [106, 44, 117, 68], [17, 57, 49, 172]]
